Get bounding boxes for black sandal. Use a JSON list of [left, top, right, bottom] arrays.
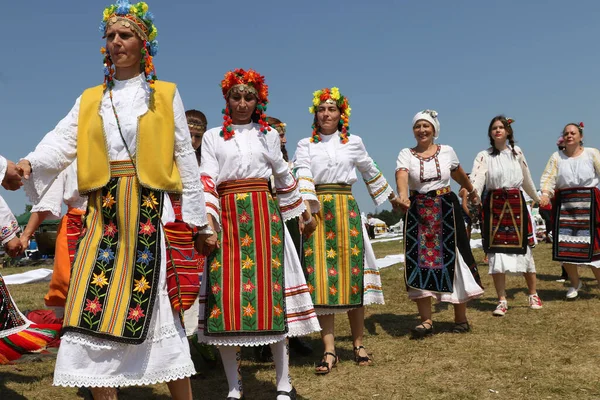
[[353, 345, 373, 366], [276, 386, 297, 400], [452, 321, 471, 333], [411, 321, 434, 339], [315, 351, 338, 375], [226, 396, 245, 400]]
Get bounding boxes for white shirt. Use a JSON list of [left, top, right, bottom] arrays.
[[470, 146, 539, 201], [0, 194, 19, 246], [200, 123, 305, 223], [31, 162, 87, 218], [23, 74, 207, 227], [294, 133, 392, 211], [540, 147, 600, 196], [396, 144, 459, 193]]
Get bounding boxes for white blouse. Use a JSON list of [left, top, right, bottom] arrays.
[[540, 147, 600, 196], [200, 123, 305, 224], [31, 162, 87, 218], [0, 156, 6, 181], [470, 146, 539, 201], [293, 133, 392, 212], [23, 74, 207, 228], [396, 144, 459, 193]]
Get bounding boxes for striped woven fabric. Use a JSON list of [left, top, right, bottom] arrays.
[[0, 323, 61, 365], [204, 179, 287, 335], [553, 187, 600, 262], [303, 184, 365, 309], [164, 221, 203, 312], [482, 188, 533, 255]]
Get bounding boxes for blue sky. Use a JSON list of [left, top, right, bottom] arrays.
[[1, 0, 599, 215]]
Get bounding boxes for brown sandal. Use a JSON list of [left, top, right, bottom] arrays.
[[315, 351, 338, 375], [411, 321, 434, 339]]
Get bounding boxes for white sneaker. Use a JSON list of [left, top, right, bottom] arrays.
[[566, 281, 583, 299], [528, 294, 543, 309], [492, 301, 508, 316]]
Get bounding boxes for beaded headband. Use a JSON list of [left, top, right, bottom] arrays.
[[220, 68, 270, 140], [99, 1, 159, 91]]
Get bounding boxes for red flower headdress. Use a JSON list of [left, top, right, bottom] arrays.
[[220, 68, 270, 140], [308, 87, 351, 144]]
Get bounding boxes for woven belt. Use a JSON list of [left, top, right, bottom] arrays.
[[315, 183, 353, 195], [218, 178, 269, 196]]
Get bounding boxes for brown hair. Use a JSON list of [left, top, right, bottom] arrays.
[[488, 115, 517, 156], [185, 109, 207, 129]]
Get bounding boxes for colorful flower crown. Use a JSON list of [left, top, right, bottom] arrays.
[[99, 0, 158, 91], [309, 87, 351, 143], [220, 68, 270, 140]]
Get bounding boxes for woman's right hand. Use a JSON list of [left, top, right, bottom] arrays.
[[397, 195, 410, 211], [539, 194, 550, 208], [301, 216, 317, 239], [18, 235, 30, 255]]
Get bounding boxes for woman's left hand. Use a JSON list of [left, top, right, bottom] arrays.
[[302, 217, 317, 239], [468, 190, 481, 206]]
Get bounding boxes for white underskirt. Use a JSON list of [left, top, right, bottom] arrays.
[[488, 246, 536, 275], [53, 202, 196, 388]]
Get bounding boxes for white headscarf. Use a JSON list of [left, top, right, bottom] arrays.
[[412, 110, 440, 138]]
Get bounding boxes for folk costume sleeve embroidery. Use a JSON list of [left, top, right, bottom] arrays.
[[516, 147, 540, 203], [0, 196, 19, 246], [540, 152, 560, 196], [293, 138, 320, 213], [470, 150, 488, 198]]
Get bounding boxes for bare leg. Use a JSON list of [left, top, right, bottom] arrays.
[[348, 307, 370, 363], [523, 272, 537, 295], [315, 314, 336, 372], [453, 303, 467, 323], [564, 263, 580, 287], [166, 378, 193, 400], [90, 388, 118, 400], [415, 297, 432, 324], [492, 273, 507, 301]]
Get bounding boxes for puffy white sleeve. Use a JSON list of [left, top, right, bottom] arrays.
[[23, 97, 81, 204], [540, 152, 559, 197], [591, 148, 600, 178], [199, 129, 222, 226], [266, 130, 306, 221], [173, 89, 208, 229], [354, 136, 393, 206], [470, 151, 488, 197], [292, 139, 319, 213], [446, 146, 460, 171], [516, 147, 540, 203], [0, 195, 19, 246], [0, 156, 6, 181], [30, 168, 66, 219], [396, 148, 412, 171]]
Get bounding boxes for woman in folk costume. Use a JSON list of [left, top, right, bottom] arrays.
[[470, 116, 542, 316], [294, 87, 399, 374], [19, 163, 86, 320], [18, 2, 212, 398], [0, 155, 61, 364], [396, 110, 483, 339], [540, 122, 600, 299], [197, 69, 320, 400]]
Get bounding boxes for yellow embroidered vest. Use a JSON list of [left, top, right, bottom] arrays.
[[76, 81, 183, 194]]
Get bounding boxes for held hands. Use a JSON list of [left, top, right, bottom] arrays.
[[5, 237, 23, 258], [18, 234, 31, 256], [2, 160, 24, 191], [194, 231, 219, 256], [539, 194, 550, 208], [300, 215, 317, 239], [468, 190, 481, 207], [16, 159, 31, 179]]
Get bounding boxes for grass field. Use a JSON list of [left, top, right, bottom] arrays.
[[2, 240, 600, 399]]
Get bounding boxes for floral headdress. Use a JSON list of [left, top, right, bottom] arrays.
[[505, 117, 514, 125], [99, 0, 159, 91], [220, 68, 270, 140], [309, 87, 351, 144]]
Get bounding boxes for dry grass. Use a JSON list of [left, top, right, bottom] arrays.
[[2, 241, 600, 399]]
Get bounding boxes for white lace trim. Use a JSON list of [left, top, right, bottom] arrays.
[[174, 144, 196, 158], [61, 323, 183, 350], [372, 184, 393, 206], [558, 235, 591, 244], [197, 333, 287, 347], [281, 200, 306, 222], [181, 181, 204, 194], [29, 205, 62, 219], [53, 363, 196, 388], [0, 320, 30, 339]]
